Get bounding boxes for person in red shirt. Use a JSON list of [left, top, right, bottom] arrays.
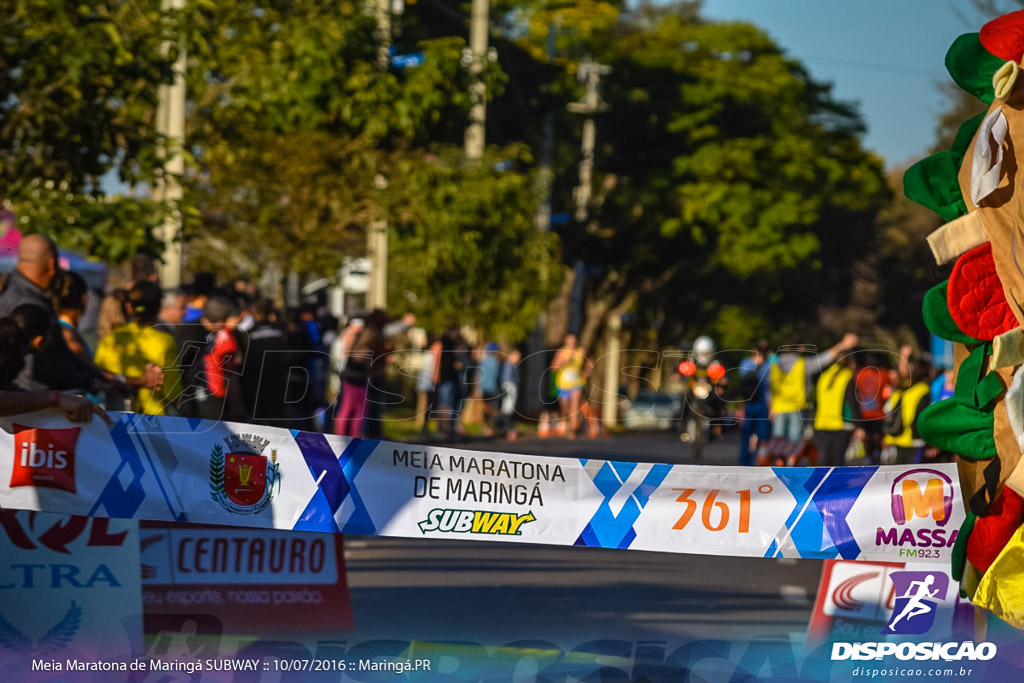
[[193, 296, 240, 421]]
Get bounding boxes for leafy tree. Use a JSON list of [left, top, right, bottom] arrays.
[[181, 1, 475, 277], [0, 0, 175, 260], [564, 5, 890, 351], [387, 147, 561, 341], [182, 0, 560, 341]]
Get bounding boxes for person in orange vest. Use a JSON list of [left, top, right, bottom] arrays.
[[770, 332, 859, 442]]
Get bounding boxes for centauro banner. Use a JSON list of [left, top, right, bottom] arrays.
[[0, 413, 962, 563]]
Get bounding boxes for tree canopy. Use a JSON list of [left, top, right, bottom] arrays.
[[545, 6, 890, 349], [0, 0, 174, 261], [4, 0, 908, 347]]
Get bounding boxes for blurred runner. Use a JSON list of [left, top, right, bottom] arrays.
[[552, 333, 589, 439]]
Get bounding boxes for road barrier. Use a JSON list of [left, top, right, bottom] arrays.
[[0, 412, 961, 563]]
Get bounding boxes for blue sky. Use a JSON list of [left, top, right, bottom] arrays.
[[700, 0, 995, 168]]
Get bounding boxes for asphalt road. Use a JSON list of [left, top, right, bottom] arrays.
[[342, 431, 824, 651]]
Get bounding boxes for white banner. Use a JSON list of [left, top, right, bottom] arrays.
[[0, 413, 963, 563]]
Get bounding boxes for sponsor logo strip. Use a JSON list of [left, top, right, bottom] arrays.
[[0, 414, 963, 562]]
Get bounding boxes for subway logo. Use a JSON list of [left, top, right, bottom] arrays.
[[418, 509, 536, 536]]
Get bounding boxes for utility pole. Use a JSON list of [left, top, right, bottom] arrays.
[[525, 22, 558, 416], [567, 58, 616, 426], [464, 0, 489, 161], [367, 0, 392, 311], [567, 57, 610, 222], [367, 173, 390, 311], [567, 59, 610, 333], [155, 0, 186, 288], [375, 0, 392, 70]]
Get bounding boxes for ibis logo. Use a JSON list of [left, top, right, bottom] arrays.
[[9, 424, 81, 493]]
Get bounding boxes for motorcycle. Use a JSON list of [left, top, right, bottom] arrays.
[[678, 359, 726, 461]]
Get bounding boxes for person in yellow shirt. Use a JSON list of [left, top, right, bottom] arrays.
[[770, 332, 858, 442], [883, 355, 934, 465], [94, 281, 182, 415]]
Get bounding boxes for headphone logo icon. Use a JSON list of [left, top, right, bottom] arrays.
[[890, 469, 953, 527]]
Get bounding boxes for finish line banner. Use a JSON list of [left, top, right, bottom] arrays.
[[0, 412, 962, 563]]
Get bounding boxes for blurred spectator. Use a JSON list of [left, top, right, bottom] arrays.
[[52, 270, 92, 360], [738, 339, 773, 466], [770, 332, 858, 442], [241, 299, 294, 426], [11, 304, 53, 355], [461, 343, 485, 429], [235, 293, 256, 333], [335, 309, 389, 437], [854, 351, 891, 464], [498, 348, 521, 440], [884, 355, 934, 465], [0, 235, 111, 392], [321, 314, 339, 350], [131, 254, 159, 284], [328, 316, 364, 427], [97, 289, 129, 341], [0, 318, 25, 389], [436, 325, 468, 440], [0, 317, 110, 423], [812, 353, 859, 467], [94, 281, 178, 415], [301, 304, 328, 429], [183, 272, 216, 323], [537, 349, 561, 438], [932, 366, 955, 402], [364, 312, 415, 439], [159, 289, 187, 325], [282, 308, 315, 430], [479, 342, 502, 437], [416, 335, 441, 435], [180, 296, 239, 420]]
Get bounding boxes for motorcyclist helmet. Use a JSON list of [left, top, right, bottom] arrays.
[[693, 335, 715, 366]]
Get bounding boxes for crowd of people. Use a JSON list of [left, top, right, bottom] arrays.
[[0, 233, 547, 442], [737, 333, 947, 467], [0, 232, 945, 462], [0, 234, 382, 432]]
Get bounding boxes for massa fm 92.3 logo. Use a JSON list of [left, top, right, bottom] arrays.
[[209, 434, 281, 514], [418, 509, 536, 536], [875, 469, 957, 557]]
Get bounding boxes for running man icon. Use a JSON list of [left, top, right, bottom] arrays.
[[882, 571, 949, 635]]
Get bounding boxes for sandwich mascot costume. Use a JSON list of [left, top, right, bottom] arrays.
[[912, 9, 1024, 632]]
